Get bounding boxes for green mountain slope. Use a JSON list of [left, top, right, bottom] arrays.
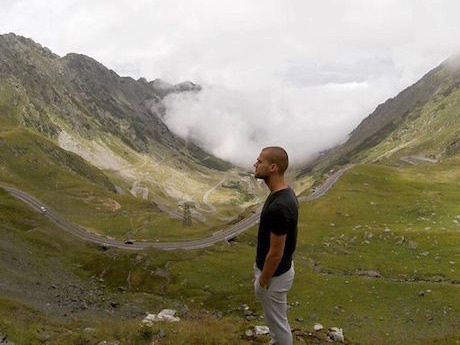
[[299, 56, 460, 175], [0, 33, 228, 169], [0, 33, 264, 227], [1, 159, 459, 344]]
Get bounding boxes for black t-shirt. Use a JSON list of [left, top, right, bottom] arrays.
[[256, 187, 298, 277]]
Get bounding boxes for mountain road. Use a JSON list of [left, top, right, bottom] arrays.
[[1, 166, 352, 251]]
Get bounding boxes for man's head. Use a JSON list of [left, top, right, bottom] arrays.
[[254, 146, 289, 180]]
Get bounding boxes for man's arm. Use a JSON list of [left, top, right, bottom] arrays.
[[259, 232, 286, 289]]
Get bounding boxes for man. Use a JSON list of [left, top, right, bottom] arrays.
[[254, 146, 299, 345]]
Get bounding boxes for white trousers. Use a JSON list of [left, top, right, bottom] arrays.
[[254, 264, 295, 345]]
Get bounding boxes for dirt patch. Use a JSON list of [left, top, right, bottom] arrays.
[[102, 198, 121, 211]]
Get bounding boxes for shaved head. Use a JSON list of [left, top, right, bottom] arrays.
[[262, 146, 289, 174]]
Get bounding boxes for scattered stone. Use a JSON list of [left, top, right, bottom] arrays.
[[292, 328, 305, 337], [296, 317, 304, 322], [395, 236, 405, 245], [142, 309, 180, 324], [328, 327, 344, 342], [244, 329, 254, 337], [0, 333, 15, 345], [254, 325, 270, 335], [243, 323, 350, 343], [110, 301, 120, 308], [356, 270, 382, 278], [313, 323, 324, 331]]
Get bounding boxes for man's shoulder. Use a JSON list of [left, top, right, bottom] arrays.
[[273, 187, 298, 205], [264, 187, 297, 213]]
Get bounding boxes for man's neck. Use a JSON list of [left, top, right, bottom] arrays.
[[265, 176, 288, 193]]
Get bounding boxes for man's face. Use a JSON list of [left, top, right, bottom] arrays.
[[254, 150, 272, 180]]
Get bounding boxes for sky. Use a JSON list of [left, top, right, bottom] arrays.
[[2, 0, 460, 168]]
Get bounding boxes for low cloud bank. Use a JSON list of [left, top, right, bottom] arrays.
[[163, 80, 393, 169]]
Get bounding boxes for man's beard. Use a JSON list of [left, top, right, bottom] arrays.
[[254, 172, 268, 181]]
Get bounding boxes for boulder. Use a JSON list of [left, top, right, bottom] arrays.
[[142, 309, 180, 324]]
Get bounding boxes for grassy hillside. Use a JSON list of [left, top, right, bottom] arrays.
[[0, 99, 260, 242], [0, 126, 199, 239], [299, 57, 460, 176], [1, 159, 459, 344], [291, 160, 460, 344], [363, 85, 460, 163], [0, 33, 264, 231]]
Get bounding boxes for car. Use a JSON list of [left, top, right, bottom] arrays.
[[40, 206, 47, 215], [124, 240, 134, 244], [99, 242, 110, 251]]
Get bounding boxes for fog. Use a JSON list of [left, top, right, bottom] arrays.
[[163, 80, 389, 167]]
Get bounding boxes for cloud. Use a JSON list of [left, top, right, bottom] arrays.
[[163, 78, 391, 168], [2, 0, 460, 168]]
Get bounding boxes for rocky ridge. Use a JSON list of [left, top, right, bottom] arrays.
[[0, 32, 231, 171], [299, 55, 460, 175]]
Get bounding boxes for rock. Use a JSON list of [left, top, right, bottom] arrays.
[[313, 323, 324, 331], [142, 309, 180, 324], [254, 325, 270, 335], [245, 329, 254, 337], [110, 301, 119, 308], [292, 328, 305, 337], [0, 333, 15, 345], [328, 327, 344, 342], [356, 270, 382, 278]]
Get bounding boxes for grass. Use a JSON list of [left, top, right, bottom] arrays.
[[1, 159, 459, 344], [0, 127, 247, 242], [290, 160, 460, 344]]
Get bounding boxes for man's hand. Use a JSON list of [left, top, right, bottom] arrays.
[[258, 276, 269, 289], [259, 232, 286, 289]]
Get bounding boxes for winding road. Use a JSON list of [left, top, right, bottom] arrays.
[[1, 166, 352, 251]]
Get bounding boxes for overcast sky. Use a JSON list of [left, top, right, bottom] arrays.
[[2, 0, 460, 168]]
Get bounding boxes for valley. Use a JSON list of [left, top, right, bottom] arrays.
[[0, 167, 345, 251], [0, 159, 459, 344], [0, 33, 459, 344]]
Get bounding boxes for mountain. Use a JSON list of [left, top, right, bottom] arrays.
[[298, 56, 460, 176], [1, 33, 268, 226], [1, 34, 459, 344], [0, 33, 229, 170]]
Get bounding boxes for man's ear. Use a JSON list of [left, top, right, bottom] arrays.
[[269, 163, 278, 172]]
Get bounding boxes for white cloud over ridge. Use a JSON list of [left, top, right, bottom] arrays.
[[2, 0, 460, 168], [163, 81, 380, 167]]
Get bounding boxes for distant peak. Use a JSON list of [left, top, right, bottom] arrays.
[[149, 78, 201, 96], [150, 78, 174, 90]]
